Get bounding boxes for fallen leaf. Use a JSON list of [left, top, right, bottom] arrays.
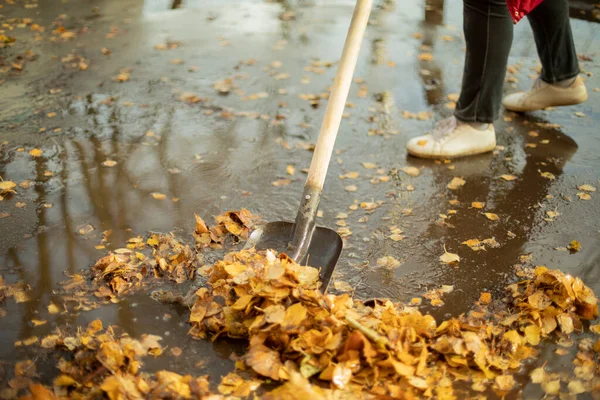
[[286, 165, 295, 176], [479, 292, 492, 304], [361, 162, 377, 169], [272, 179, 292, 187], [400, 166, 420, 177], [333, 281, 353, 292], [447, 177, 465, 190], [440, 247, 460, 264], [151, 193, 167, 200], [102, 160, 117, 167], [567, 240, 581, 252], [471, 202, 485, 209], [499, 174, 517, 181], [31, 319, 47, 326], [339, 172, 359, 180], [540, 171, 555, 180], [577, 184, 596, 192], [484, 213, 499, 221], [29, 148, 43, 157], [344, 185, 357, 192], [47, 303, 60, 314], [418, 53, 433, 61], [577, 192, 591, 200]]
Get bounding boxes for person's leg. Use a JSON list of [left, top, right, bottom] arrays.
[[502, 0, 587, 112], [405, 0, 512, 159], [527, 0, 579, 84], [454, 0, 514, 123]]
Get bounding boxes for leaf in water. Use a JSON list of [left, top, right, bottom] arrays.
[[400, 166, 420, 177], [339, 171, 359, 179], [286, 165, 295, 176], [29, 148, 43, 157], [0, 180, 17, 194], [376, 256, 401, 269], [499, 175, 517, 181], [440, 246, 460, 264], [567, 240, 581, 252], [344, 185, 358, 192], [540, 171, 555, 180], [577, 192, 591, 200], [361, 162, 377, 169], [272, 179, 292, 187], [447, 177, 466, 190], [484, 213, 499, 221], [577, 184, 596, 192], [471, 202, 485, 209], [151, 192, 167, 200], [102, 160, 117, 167], [333, 281, 353, 292], [31, 319, 47, 326]]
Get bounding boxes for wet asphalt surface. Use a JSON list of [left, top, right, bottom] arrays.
[[0, 0, 599, 397]]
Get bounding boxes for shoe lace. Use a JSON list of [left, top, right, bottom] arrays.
[[431, 117, 458, 141]]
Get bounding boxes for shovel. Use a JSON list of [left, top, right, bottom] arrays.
[[245, 0, 373, 291]]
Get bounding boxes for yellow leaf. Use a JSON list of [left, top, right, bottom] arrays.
[[577, 184, 596, 192], [102, 160, 117, 167], [48, 303, 60, 314], [151, 192, 167, 200], [0, 180, 17, 193], [54, 375, 78, 387], [31, 319, 47, 326], [567, 240, 581, 252], [361, 162, 377, 169], [577, 192, 591, 200], [447, 177, 465, 190], [418, 53, 433, 61], [339, 171, 359, 179], [440, 247, 460, 264], [286, 165, 295, 176], [479, 292, 491, 304], [540, 171, 555, 180], [400, 166, 420, 177], [29, 148, 43, 157], [272, 179, 292, 187], [471, 201, 485, 209], [524, 325, 541, 345], [484, 213, 499, 221], [499, 174, 517, 181], [344, 185, 357, 192]]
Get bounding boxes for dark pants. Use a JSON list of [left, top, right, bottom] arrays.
[[454, 0, 580, 123]]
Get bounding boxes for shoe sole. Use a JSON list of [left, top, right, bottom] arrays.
[[503, 93, 588, 113], [407, 142, 497, 160]]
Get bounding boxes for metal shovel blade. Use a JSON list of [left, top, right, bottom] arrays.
[[246, 221, 343, 291]]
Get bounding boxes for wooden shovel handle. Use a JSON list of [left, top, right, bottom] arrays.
[[305, 0, 373, 190]]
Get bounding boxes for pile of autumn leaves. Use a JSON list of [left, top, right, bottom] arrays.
[[187, 250, 600, 398], [7, 208, 600, 399]]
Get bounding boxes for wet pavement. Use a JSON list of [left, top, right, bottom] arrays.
[[0, 0, 599, 397]]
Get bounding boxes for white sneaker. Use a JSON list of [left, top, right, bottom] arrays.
[[502, 76, 588, 112], [406, 117, 496, 159]]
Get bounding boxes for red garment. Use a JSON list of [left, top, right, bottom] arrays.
[[506, 0, 544, 23]]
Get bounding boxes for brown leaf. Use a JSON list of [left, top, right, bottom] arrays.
[[246, 343, 284, 381]]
